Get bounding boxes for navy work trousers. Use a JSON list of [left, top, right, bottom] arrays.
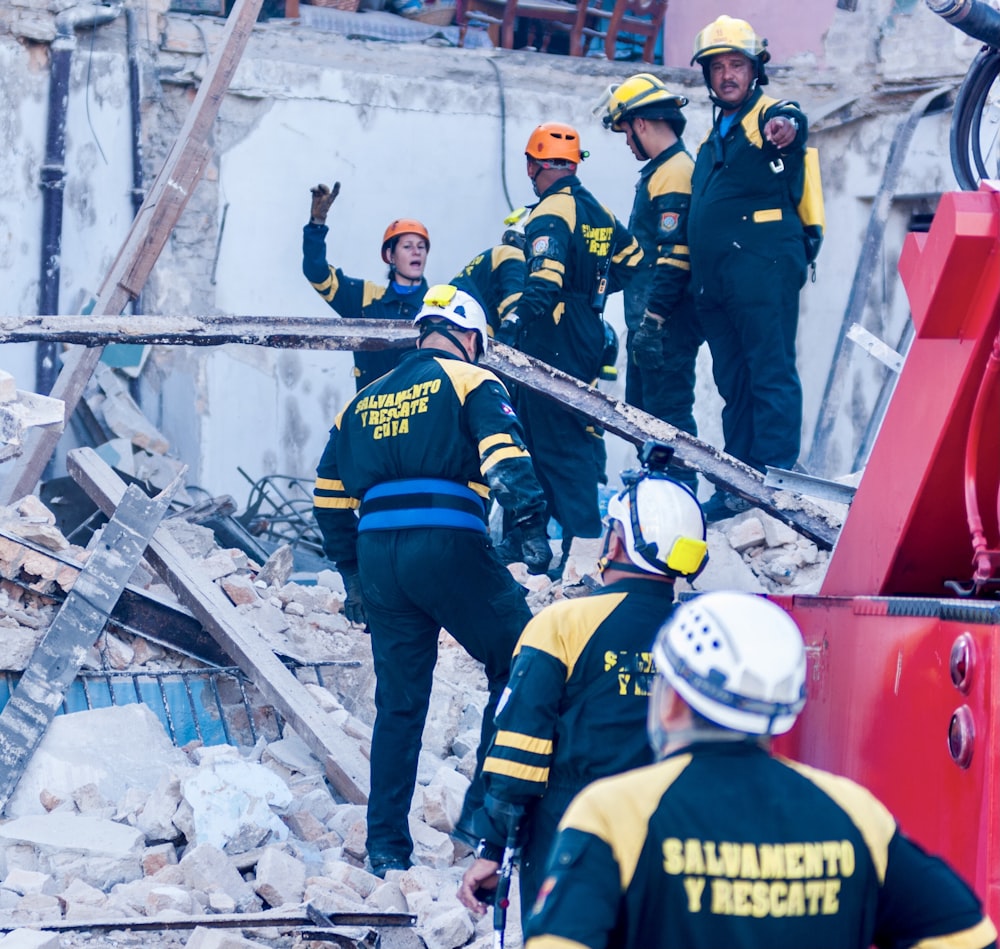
[[357, 528, 531, 863], [695, 250, 804, 473]]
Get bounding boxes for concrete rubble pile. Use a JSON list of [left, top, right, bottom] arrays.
[[0, 490, 832, 949]]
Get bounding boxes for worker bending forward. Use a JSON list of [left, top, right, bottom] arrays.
[[312, 285, 552, 877], [524, 592, 998, 949], [458, 452, 708, 925]]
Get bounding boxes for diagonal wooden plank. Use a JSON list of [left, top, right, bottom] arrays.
[[0, 472, 182, 812], [0, 0, 265, 507], [67, 448, 370, 805]]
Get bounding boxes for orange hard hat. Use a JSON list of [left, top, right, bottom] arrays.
[[381, 219, 430, 263], [525, 123, 585, 164]]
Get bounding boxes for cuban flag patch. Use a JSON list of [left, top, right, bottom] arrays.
[[501, 401, 516, 416]]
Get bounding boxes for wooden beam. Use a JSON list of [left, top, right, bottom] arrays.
[[0, 473, 181, 812], [67, 448, 371, 805], [0, 0, 265, 507], [2, 315, 842, 548]]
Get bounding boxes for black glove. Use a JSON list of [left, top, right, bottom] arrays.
[[496, 313, 522, 349], [309, 181, 340, 226], [518, 514, 552, 576], [338, 565, 367, 626], [632, 311, 665, 371]]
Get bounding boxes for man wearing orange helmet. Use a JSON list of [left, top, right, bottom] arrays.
[[688, 16, 812, 522], [497, 123, 643, 567], [303, 181, 430, 391]]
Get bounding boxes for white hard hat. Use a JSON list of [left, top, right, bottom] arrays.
[[415, 284, 490, 355], [653, 592, 807, 736], [606, 476, 708, 578]]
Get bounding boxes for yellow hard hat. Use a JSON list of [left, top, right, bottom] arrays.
[[596, 73, 688, 134], [691, 15, 769, 67]]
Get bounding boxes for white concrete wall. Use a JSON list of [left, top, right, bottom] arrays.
[[0, 0, 983, 508]]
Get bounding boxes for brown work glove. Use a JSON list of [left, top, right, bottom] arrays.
[[309, 181, 340, 226]]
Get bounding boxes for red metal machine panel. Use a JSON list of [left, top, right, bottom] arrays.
[[776, 595, 1000, 922], [821, 189, 1000, 597]]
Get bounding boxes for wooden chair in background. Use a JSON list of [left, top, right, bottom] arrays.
[[456, 0, 589, 54], [581, 0, 667, 64], [456, 0, 666, 62]]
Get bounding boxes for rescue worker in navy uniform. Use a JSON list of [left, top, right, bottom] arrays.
[[597, 75, 703, 496], [496, 123, 644, 565], [688, 16, 809, 521], [312, 285, 553, 877], [523, 591, 999, 949], [451, 208, 528, 336], [456, 453, 709, 927], [303, 180, 429, 392]]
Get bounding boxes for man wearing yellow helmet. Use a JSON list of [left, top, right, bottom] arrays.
[[687, 16, 811, 522], [303, 181, 430, 392], [597, 74, 702, 496]]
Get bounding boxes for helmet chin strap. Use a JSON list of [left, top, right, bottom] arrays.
[[419, 322, 476, 363], [626, 120, 650, 161], [707, 75, 758, 113]]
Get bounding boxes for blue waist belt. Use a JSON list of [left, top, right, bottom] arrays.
[[358, 478, 488, 534]]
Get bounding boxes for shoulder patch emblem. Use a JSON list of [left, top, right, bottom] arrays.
[[531, 236, 551, 256], [501, 401, 516, 416], [660, 212, 679, 234]]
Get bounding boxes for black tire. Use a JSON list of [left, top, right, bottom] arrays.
[[951, 45, 1000, 191]]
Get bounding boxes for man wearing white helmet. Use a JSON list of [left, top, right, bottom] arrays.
[[312, 284, 552, 878], [457, 443, 708, 928], [523, 592, 998, 949]]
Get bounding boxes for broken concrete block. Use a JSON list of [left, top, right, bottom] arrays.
[[177, 843, 261, 913], [253, 845, 306, 908], [303, 876, 368, 914], [419, 904, 476, 949], [179, 757, 292, 855], [727, 516, 766, 553], [7, 705, 191, 819], [0, 814, 144, 890], [142, 843, 179, 877], [0, 928, 60, 949], [184, 927, 271, 949], [0, 372, 16, 403], [146, 884, 195, 915], [219, 573, 258, 606], [0, 868, 56, 897], [257, 544, 293, 588], [759, 512, 800, 548]]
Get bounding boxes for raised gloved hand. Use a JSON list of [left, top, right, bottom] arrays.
[[337, 564, 367, 626], [496, 313, 522, 349], [632, 310, 665, 371], [518, 514, 552, 576], [309, 181, 341, 226]]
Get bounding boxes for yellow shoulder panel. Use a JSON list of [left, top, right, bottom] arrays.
[[437, 358, 501, 406], [362, 282, 388, 307], [564, 756, 692, 891], [537, 191, 577, 232], [648, 154, 694, 197], [493, 245, 525, 266], [516, 593, 626, 678], [740, 94, 777, 150], [780, 757, 896, 884]]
